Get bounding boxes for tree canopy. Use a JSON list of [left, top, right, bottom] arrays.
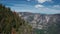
[[0, 4, 32, 34]]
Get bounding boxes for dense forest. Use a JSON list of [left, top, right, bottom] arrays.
[[0, 4, 32, 34]]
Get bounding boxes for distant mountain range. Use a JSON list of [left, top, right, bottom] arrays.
[[18, 12, 60, 29]]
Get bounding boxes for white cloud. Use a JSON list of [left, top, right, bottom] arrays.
[[48, 5, 60, 9], [37, 0, 52, 3], [53, 5, 60, 8], [27, 0, 31, 1], [35, 4, 60, 14], [35, 4, 44, 8]]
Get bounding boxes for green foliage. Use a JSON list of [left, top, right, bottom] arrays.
[[33, 29, 45, 34], [0, 4, 32, 34]]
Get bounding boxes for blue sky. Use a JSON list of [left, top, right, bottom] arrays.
[[0, 0, 60, 14]]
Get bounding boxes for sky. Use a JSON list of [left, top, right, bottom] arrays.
[[0, 0, 60, 14]]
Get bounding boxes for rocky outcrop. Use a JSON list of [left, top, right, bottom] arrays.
[[18, 12, 60, 30]]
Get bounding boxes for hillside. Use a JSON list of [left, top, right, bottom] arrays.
[[18, 12, 60, 34], [0, 4, 32, 34]]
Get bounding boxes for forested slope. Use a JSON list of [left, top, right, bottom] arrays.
[[0, 4, 32, 34]]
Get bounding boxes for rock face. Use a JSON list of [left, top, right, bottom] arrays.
[[18, 12, 60, 29]]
